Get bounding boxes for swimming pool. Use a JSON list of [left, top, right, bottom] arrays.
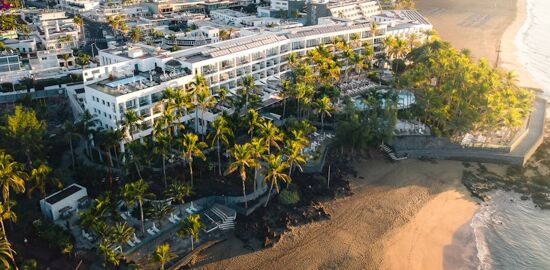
[[353, 91, 415, 110], [106, 75, 146, 88]]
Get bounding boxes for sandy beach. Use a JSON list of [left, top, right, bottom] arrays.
[[193, 159, 483, 270], [191, 1, 534, 269], [416, 0, 539, 88]]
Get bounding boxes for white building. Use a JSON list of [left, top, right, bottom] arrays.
[[81, 15, 431, 148], [58, 0, 101, 13], [40, 184, 88, 221], [29, 49, 76, 72], [374, 10, 432, 37], [36, 11, 81, 50], [0, 50, 22, 73]]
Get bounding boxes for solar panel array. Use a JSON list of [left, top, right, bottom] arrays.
[[285, 23, 371, 39], [204, 35, 287, 58]]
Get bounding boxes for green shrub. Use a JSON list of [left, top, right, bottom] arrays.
[[32, 219, 74, 255], [278, 189, 300, 205]]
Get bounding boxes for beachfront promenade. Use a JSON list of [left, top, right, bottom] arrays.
[[392, 97, 547, 166]]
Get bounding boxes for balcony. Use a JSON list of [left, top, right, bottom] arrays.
[[221, 62, 234, 70], [237, 58, 250, 65], [202, 66, 217, 75], [252, 54, 264, 61]]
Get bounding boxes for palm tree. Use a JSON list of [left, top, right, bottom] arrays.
[[153, 122, 171, 187], [422, 29, 437, 43], [207, 116, 233, 176], [62, 53, 71, 69], [215, 87, 228, 110], [28, 163, 62, 198], [285, 140, 306, 176], [73, 15, 85, 43], [0, 230, 16, 269], [259, 121, 283, 154], [177, 214, 201, 250], [152, 243, 176, 270], [250, 137, 267, 194], [78, 110, 95, 158], [194, 87, 216, 136], [245, 109, 263, 139], [279, 80, 292, 119], [165, 182, 193, 215], [129, 27, 142, 43], [76, 53, 91, 70], [145, 202, 171, 227], [122, 179, 149, 233], [0, 201, 16, 267], [240, 75, 255, 112], [64, 120, 79, 169], [263, 154, 291, 207], [180, 133, 207, 187], [315, 96, 332, 131], [122, 110, 142, 141], [370, 21, 378, 40], [99, 240, 123, 267], [111, 222, 134, 247], [0, 150, 27, 207], [226, 144, 255, 208]]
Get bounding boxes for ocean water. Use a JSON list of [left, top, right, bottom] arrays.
[[470, 1, 550, 268], [515, 0, 550, 96], [472, 191, 550, 270]]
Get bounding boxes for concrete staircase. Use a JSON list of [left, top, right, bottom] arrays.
[[201, 204, 236, 233]]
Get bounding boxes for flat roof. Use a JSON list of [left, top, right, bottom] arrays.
[[45, 184, 82, 205]]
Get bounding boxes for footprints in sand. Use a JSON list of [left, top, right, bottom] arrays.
[[459, 13, 492, 28]]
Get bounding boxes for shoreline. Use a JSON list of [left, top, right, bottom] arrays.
[[382, 190, 478, 270], [498, 0, 541, 89], [193, 159, 486, 270]]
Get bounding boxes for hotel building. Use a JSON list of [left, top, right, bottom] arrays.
[[80, 9, 431, 150]]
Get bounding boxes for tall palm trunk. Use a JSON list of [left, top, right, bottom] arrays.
[[321, 114, 325, 132], [280, 96, 286, 118], [188, 160, 194, 187], [253, 168, 258, 195], [69, 137, 75, 168], [139, 199, 145, 233], [242, 176, 248, 208], [162, 154, 167, 188], [217, 139, 222, 176], [134, 161, 143, 179], [0, 219, 16, 269], [264, 181, 275, 207], [190, 236, 194, 250]]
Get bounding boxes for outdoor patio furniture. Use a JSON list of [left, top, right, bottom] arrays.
[[126, 240, 135, 247], [169, 216, 177, 224], [152, 223, 160, 233], [120, 213, 128, 220], [147, 228, 156, 236], [133, 233, 141, 244]]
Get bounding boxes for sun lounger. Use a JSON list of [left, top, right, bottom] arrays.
[[120, 213, 127, 220], [147, 228, 156, 236], [169, 216, 178, 224], [133, 233, 141, 244], [126, 240, 135, 247], [173, 214, 181, 221], [152, 223, 161, 233]]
